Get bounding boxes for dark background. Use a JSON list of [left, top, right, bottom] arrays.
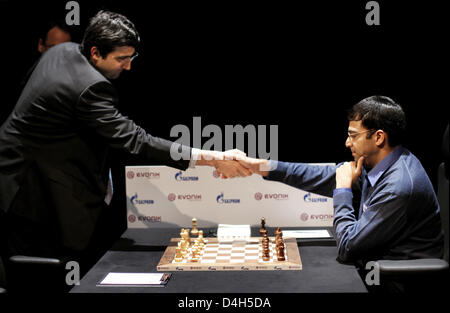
[[1, 0, 448, 237]]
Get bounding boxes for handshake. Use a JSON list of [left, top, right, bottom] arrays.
[[195, 149, 272, 178]]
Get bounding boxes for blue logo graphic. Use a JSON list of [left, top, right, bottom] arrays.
[[175, 171, 199, 181], [216, 192, 240, 204], [130, 193, 154, 205], [303, 192, 328, 203]]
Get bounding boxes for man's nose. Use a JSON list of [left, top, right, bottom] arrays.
[[345, 137, 351, 148], [123, 60, 131, 71]]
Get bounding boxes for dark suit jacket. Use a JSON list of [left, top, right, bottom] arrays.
[[0, 42, 191, 252]]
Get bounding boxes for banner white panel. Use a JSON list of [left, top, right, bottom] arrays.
[[125, 164, 335, 228]]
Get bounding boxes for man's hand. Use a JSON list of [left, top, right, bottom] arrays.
[[336, 156, 364, 188], [237, 156, 271, 177], [195, 149, 252, 178]]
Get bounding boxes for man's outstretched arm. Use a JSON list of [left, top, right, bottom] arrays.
[[238, 156, 337, 198]]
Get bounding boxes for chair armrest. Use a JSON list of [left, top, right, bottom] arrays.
[[374, 258, 449, 275], [9, 255, 66, 267]]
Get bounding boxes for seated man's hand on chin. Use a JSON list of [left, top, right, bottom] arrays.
[[195, 149, 252, 179]]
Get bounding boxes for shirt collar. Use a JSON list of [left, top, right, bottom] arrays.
[[365, 146, 404, 187]]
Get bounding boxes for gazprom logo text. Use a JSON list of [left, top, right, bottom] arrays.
[[130, 193, 154, 205], [174, 171, 199, 181], [216, 192, 240, 204], [303, 192, 328, 203]]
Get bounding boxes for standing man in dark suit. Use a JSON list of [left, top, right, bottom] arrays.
[[0, 11, 250, 273]]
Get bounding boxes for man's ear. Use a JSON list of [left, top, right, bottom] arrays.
[[90, 46, 101, 63], [374, 130, 387, 147], [38, 39, 45, 53]]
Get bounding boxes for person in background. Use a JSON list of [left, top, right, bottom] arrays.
[[37, 20, 72, 54]]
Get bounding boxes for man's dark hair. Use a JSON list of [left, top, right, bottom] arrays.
[[80, 10, 140, 59], [348, 95, 407, 147]]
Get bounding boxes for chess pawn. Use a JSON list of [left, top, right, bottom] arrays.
[[191, 218, 199, 237]]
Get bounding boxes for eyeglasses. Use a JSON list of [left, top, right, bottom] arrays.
[[347, 129, 375, 141], [115, 52, 139, 64]]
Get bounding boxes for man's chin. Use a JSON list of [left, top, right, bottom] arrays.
[[106, 72, 121, 80]]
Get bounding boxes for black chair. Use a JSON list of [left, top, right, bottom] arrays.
[[373, 162, 449, 292], [6, 255, 72, 293], [0, 257, 7, 293]]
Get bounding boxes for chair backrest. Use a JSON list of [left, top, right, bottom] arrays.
[[438, 162, 449, 262]]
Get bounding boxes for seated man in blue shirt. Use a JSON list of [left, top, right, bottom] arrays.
[[238, 95, 444, 265]]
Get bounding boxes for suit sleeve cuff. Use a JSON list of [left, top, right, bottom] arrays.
[[333, 188, 352, 196], [264, 160, 288, 181], [189, 148, 201, 168]]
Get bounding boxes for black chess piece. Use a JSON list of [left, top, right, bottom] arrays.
[[260, 217, 266, 235]]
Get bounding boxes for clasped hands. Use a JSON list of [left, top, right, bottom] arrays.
[[198, 149, 366, 187], [196, 149, 271, 178], [198, 148, 366, 189]]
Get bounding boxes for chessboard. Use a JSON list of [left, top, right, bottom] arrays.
[[157, 237, 302, 271]]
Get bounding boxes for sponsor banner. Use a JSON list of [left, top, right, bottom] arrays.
[[125, 164, 334, 228]]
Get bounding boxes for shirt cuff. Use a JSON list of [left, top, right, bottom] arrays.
[[189, 148, 201, 168], [267, 160, 278, 171], [333, 188, 352, 196]]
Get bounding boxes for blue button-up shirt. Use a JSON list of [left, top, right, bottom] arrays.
[[265, 146, 443, 263]]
